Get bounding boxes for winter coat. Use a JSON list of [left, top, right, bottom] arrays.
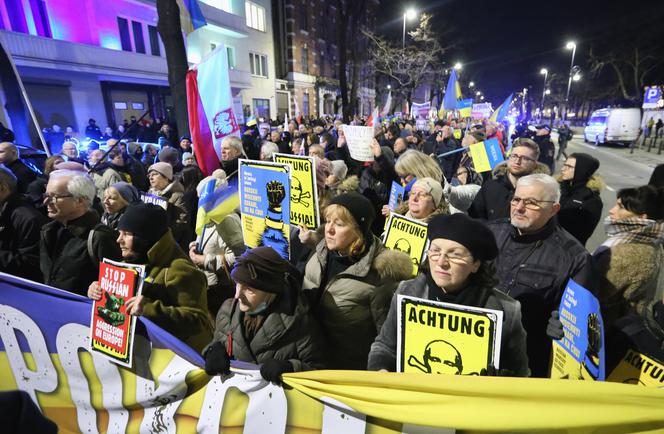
[[210, 286, 328, 371], [557, 174, 604, 246], [149, 180, 190, 249], [91, 166, 123, 201], [426, 137, 461, 182], [534, 135, 556, 173], [446, 183, 481, 213], [141, 229, 213, 352], [302, 237, 413, 369], [0, 194, 46, 281], [6, 159, 37, 195], [487, 218, 596, 377], [468, 161, 550, 221], [367, 273, 530, 376], [40, 210, 122, 295]]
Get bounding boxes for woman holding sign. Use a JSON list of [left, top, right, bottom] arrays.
[[301, 192, 413, 370], [368, 213, 529, 376]]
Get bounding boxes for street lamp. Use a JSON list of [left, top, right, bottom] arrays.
[[387, 84, 391, 90], [564, 41, 577, 121], [475, 91, 481, 96], [469, 81, 475, 88], [402, 8, 417, 49], [454, 62, 462, 70], [540, 68, 548, 121], [573, 73, 581, 81]]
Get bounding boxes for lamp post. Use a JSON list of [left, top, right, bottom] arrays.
[[563, 41, 577, 121], [402, 8, 417, 49], [540, 68, 548, 121]]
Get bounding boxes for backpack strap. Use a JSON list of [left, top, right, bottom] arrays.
[[87, 223, 110, 265]]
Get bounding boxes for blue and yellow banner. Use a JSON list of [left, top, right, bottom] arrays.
[[1, 273, 664, 433], [469, 138, 505, 173], [177, 0, 207, 35], [195, 178, 240, 235], [489, 93, 513, 123], [457, 99, 473, 118]]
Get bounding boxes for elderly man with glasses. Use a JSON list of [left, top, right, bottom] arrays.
[[486, 173, 595, 378], [469, 138, 549, 221]]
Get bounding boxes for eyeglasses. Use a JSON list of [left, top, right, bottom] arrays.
[[562, 164, 575, 169], [509, 153, 536, 163], [510, 196, 555, 210], [43, 193, 73, 203], [427, 249, 472, 264]]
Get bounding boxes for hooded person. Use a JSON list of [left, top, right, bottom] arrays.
[[87, 203, 213, 352], [301, 192, 413, 369], [203, 246, 327, 384], [368, 213, 529, 376], [557, 153, 604, 246]]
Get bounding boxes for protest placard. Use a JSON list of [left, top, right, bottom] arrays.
[[453, 129, 462, 140], [274, 153, 319, 229], [383, 214, 428, 277], [411, 102, 431, 119], [472, 103, 493, 119], [342, 125, 375, 162], [458, 99, 473, 118], [239, 159, 291, 259], [141, 192, 168, 209], [397, 295, 503, 375], [469, 138, 505, 173], [89, 259, 145, 367], [415, 119, 428, 132], [607, 350, 664, 386], [550, 279, 605, 380], [388, 181, 406, 211]]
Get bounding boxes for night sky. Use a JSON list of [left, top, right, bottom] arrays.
[[377, 0, 664, 106]]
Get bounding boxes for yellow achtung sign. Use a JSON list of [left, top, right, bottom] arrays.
[[396, 295, 502, 375], [607, 350, 664, 387], [383, 213, 428, 277]]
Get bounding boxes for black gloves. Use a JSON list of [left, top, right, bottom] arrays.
[[547, 310, 565, 341], [260, 358, 294, 384], [204, 342, 231, 376]]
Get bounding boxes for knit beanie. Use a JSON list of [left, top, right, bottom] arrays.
[[158, 146, 180, 167], [110, 181, 141, 204], [328, 192, 376, 239], [427, 213, 498, 261], [569, 153, 600, 185], [230, 246, 297, 294], [118, 203, 169, 247], [412, 177, 444, 207], [148, 162, 173, 181]]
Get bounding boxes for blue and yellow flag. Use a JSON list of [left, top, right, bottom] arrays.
[[177, 0, 207, 35], [195, 178, 239, 234], [457, 99, 473, 118], [469, 138, 505, 173], [440, 70, 463, 116], [489, 93, 513, 123]]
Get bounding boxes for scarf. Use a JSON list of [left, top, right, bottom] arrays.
[[600, 217, 664, 249]]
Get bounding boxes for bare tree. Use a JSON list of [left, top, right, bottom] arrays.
[[157, 0, 190, 136]]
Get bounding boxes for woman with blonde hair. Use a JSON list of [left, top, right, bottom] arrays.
[[101, 181, 141, 230], [301, 192, 412, 370]]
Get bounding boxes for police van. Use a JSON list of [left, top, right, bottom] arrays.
[[583, 108, 641, 145]]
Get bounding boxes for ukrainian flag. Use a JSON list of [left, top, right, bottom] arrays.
[[177, 0, 207, 35], [469, 138, 505, 173], [489, 93, 513, 123], [195, 178, 240, 235], [457, 99, 473, 118], [439, 70, 463, 117]]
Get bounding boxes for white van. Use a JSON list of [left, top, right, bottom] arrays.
[[583, 108, 641, 145]]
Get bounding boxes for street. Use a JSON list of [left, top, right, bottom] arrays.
[[552, 131, 661, 252]]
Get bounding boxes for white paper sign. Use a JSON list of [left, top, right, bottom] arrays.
[[342, 125, 375, 162]]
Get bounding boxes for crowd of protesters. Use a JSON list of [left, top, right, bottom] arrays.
[[0, 112, 663, 387]]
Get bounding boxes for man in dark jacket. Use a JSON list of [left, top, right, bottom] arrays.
[[84, 118, 102, 140], [488, 173, 595, 377], [40, 170, 121, 295], [557, 153, 603, 246], [427, 126, 461, 181], [534, 124, 555, 174], [0, 142, 37, 194], [0, 167, 46, 281], [468, 138, 541, 220]]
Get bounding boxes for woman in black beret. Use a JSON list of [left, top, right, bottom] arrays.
[[368, 213, 530, 376]]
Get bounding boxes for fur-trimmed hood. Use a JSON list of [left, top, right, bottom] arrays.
[[372, 246, 414, 282], [491, 161, 551, 178], [336, 175, 360, 194], [556, 173, 605, 193]]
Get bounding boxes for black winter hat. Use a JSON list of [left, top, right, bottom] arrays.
[[427, 214, 498, 261], [569, 153, 599, 184], [230, 246, 298, 294], [648, 163, 664, 188], [328, 192, 376, 238], [118, 203, 169, 247]]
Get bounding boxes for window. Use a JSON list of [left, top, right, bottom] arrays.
[[253, 98, 270, 118], [30, 0, 52, 38], [300, 7, 308, 31], [132, 21, 146, 54], [114, 102, 128, 110], [249, 52, 267, 77], [148, 25, 161, 56], [302, 93, 310, 117], [117, 17, 132, 51], [301, 46, 309, 74], [227, 46, 236, 69], [245, 1, 266, 31]]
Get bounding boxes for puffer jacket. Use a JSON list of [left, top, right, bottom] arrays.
[[557, 174, 604, 246], [368, 273, 530, 376], [210, 286, 328, 371], [141, 229, 213, 353], [149, 180, 190, 249], [302, 237, 413, 369], [468, 161, 550, 221]]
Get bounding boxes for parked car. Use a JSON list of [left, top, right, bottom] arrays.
[[583, 108, 641, 146]]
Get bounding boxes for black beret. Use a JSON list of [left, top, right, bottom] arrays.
[[328, 192, 376, 239], [427, 214, 498, 261]]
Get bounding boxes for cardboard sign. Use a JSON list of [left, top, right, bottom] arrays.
[[141, 192, 168, 210], [383, 214, 428, 277], [550, 279, 606, 381], [607, 349, 664, 387], [342, 125, 375, 162], [397, 295, 503, 375], [472, 103, 492, 120], [273, 154, 319, 229], [89, 259, 145, 367], [239, 159, 291, 259], [388, 181, 406, 211], [411, 102, 431, 119]]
